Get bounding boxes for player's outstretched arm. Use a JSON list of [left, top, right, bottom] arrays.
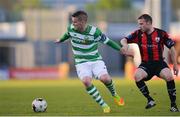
[[170, 47, 179, 76], [54, 32, 70, 44], [54, 38, 61, 43], [106, 39, 122, 51], [105, 38, 134, 57], [98, 33, 121, 51]]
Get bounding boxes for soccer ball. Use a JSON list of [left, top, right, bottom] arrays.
[[32, 98, 47, 112]]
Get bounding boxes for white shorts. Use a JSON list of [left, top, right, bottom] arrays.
[[75, 60, 109, 80]]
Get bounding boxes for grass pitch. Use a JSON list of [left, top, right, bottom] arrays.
[[0, 78, 180, 116]]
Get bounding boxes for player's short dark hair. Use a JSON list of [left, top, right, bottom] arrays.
[[138, 14, 152, 24], [72, 10, 88, 21]]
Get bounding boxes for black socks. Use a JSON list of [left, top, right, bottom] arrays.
[[166, 80, 176, 106], [136, 80, 153, 102]]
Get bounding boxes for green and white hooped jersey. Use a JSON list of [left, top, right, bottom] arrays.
[[60, 24, 110, 65]]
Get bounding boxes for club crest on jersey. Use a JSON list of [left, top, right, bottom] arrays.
[[83, 36, 89, 43], [155, 37, 160, 43]]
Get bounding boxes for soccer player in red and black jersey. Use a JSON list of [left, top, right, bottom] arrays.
[[120, 14, 179, 112]]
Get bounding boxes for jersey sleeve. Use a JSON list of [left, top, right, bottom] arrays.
[[94, 28, 109, 44], [162, 31, 175, 49], [94, 28, 121, 51], [125, 30, 139, 43], [58, 26, 71, 42]]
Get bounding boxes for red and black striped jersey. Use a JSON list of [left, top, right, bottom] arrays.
[[125, 28, 175, 62]]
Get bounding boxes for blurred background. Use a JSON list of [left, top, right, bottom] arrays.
[[0, 0, 180, 80]]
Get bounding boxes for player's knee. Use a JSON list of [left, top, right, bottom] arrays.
[[99, 74, 111, 84], [134, 73, 144, 82], [82, 77, 92, 87], [160, 68, 174, 81], [163, 74, 173, 81]]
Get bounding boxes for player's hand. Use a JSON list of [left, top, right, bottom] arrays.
[[120, 45, 134, 58], [120, 45, 128, 55], [173, 64, 179, 76], [54, 39, 61, 43]]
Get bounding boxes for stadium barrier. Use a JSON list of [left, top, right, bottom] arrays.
[[9, 63, 69, 80], [125, 61, 180, 80], [0, 69, 9, 80]]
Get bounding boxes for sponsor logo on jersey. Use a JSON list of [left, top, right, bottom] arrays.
[[155, 37, 160, 43]]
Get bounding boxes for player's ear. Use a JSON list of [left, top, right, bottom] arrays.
[[147, 21, 151, 25]]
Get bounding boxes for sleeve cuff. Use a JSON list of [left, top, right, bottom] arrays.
[[103, 37, 110, 44]]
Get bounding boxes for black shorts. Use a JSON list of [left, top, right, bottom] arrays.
[[138, 61, 169, 81]]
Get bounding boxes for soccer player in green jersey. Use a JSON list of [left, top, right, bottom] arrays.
[[55, 10, 125, 113]]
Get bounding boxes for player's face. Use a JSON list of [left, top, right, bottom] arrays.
[[138, 19, 151, 32], [72, 17, 86, 31]]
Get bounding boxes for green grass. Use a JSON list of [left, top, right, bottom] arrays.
[[0, 78, 180, 116]]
